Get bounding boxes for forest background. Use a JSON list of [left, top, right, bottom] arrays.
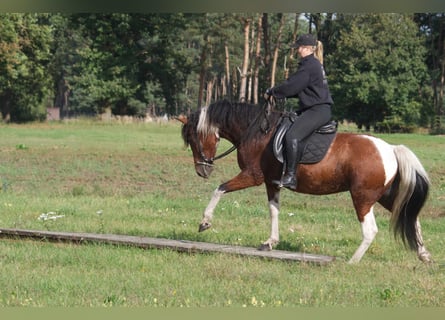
[[0, 13, 444, 133]]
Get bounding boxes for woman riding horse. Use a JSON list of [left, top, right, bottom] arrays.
[[265, 34, 333, 190], [179, 100, 432, 264]]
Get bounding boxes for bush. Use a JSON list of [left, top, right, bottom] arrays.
[[430, 116, 445, 135], [374, 116, 416, 133]]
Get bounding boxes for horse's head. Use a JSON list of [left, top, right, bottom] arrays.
[[178, 112, 220, 179]]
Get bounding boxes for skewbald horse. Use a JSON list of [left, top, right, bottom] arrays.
[[179, 100, 432, 263]]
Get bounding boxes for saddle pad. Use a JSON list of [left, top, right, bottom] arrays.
[[300, 132, 336, 164], [273, 117, 336, 164]]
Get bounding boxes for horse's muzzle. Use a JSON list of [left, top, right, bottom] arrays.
[[195, 162, 214, 178]]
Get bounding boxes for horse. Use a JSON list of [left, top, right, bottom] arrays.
[[178, 99, 432, 263]]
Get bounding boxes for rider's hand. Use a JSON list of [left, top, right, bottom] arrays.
[[264, 88, 272, 101]]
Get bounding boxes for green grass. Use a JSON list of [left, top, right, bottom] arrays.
[[0, 120, 444, 307]]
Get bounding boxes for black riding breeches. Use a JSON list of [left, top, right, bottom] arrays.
[[285, 104, 332, 143]]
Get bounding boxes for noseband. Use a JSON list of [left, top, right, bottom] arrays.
[[196, 132, 237, 167]]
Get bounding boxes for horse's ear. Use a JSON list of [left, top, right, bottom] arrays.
[[176, 114, 188, 124]]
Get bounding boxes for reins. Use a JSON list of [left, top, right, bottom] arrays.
[[214, 144, 237, 160], [260, 97, 281, 134]]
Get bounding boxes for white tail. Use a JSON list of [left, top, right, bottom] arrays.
[[391, 145, 430, 254]]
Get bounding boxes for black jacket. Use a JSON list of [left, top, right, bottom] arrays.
[[269, 54, 333, 110]]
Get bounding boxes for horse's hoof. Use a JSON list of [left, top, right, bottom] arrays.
[[258, 243, 272, 251], [198, 222, 211, 232], [419, 252, 433, 264]]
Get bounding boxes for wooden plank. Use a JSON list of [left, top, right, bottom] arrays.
[[0, 228, 335, 265]]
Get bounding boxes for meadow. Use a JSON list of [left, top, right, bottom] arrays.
[[0, 119, 444, 307]]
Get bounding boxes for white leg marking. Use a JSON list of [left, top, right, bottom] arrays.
[[415, 219, 432, 263], [202, 188, 224, 223], [264, 200, 280, 249], [349, 209, 378, 264]]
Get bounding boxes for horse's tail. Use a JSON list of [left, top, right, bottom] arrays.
[[390, 145, 430, 250]]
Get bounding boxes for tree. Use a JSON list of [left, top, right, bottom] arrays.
[[252, 14, 263, 104], [327, 14, 430, 131], [193, 13, 243, 106], [238, 16, 252, 102], [139, 13, 203, 114], [270, 13, 286, 88], [262, 13, 296, 104], [48, 14, 78, 118], [2, 12, 442, 127], [415, 13, 445, 133], [64, 14, 143, 115], [0, 13, 53, 122]]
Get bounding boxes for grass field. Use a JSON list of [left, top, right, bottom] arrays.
[[0, 120, 444, 307]]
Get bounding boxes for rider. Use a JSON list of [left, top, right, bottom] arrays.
[[264, 33, 333, 190]]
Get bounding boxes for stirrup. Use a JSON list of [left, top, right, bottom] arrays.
[[281, 179, 297, 190], [272, 174, 297, 190], [281, 172, 297, 189]]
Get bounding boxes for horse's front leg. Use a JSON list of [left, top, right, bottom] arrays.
[[199, 187, 224, 232], [198, 170, 263, 232], [259, 183, 281, 251]]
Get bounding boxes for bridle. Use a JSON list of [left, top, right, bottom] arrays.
[[195, 131, 237, 167], [194, 98, 276, 167]]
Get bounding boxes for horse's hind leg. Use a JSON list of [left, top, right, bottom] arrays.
[[415, 220, 432, 262], [259, 184, 281, 251], [349, 206, 378, 264]]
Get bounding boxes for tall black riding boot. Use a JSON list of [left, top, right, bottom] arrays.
[[281, 138, 299, 190]]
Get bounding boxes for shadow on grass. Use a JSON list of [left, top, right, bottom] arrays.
[[276, 240, 304, 252]]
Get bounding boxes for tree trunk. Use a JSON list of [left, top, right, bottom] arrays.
[[285, 13, 300, 79], [205, 77, 215, 106], [221, 74, 227, 97], [270, 13, 285, 88], [262, 13, 271, 86], [253, 14, 263, 104], [197, 35, 210, 108], [432, 16, 445, 132], [54, 78, 70, 118], [213, 76, 219, 102], [312, 13, 322, 37], [232, 67, 238, 101], [439, 21, 445, 131], [239, 17, 251, 102], [0, 91, 12, 123], [224, 44, 231, 99], [247, 22, 256, 103], [439, 49, 445, 131]]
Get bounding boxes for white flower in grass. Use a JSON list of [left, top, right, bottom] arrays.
[[38, 212, 65, 221]]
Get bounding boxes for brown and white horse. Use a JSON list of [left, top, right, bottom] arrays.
[[179, 100, 432, 263]]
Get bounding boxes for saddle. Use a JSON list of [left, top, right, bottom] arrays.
[[273, 113, 337, 164]]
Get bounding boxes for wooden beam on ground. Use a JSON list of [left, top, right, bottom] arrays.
[[0, 228, 335, 265]]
